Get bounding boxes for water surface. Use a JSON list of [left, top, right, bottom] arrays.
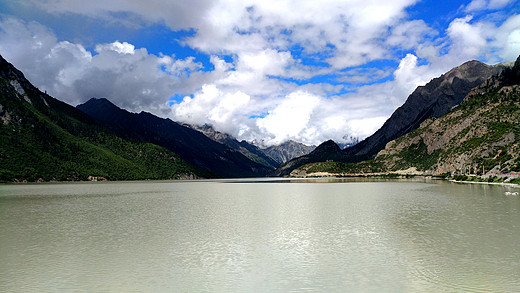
[[1, 179, 519, 292]]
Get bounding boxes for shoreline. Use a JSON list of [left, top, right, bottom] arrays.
[[449, 179, 520, 188], [289, 171, 520, 188], [2, 175, 520, 188]]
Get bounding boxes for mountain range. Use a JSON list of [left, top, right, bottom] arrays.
[[76, 98, 276, 178], [2, 51, 518, 182], [77, 99, 315, 177], [186, 124, 314, 168], [273, 59, 511, 176], [289, 55, 520, 178], [0, 53, 315, 181]]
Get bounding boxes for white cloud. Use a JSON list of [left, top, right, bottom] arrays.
[[392, 54, 436, 104], [95, 41, 135, 54], [347, 117, 388, 138], [0, 18, 212, 116], [171, 85, 391, 146], [238, 49, 292, 77], [502, 29, 520, 60], [28, 0, 215, 30], [492, 14, 520, 61], [172, 84, 252, 133], [387, 20, 435, 50], [447, 16, 487, 58], [465, 0, 514, 12], [168, 57, 203, 77], [29, 0, 421, 70], [256, 91, 320, 145]]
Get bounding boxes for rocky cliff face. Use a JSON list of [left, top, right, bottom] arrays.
[[270, 140, 341, 176], [375, 56, 520, 175], [262, 140, 315, 165], [187, 124, 315, 168], [344, 60, 508, 159]]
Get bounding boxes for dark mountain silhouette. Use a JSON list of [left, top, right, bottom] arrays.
[[77, 98, 273, 178]]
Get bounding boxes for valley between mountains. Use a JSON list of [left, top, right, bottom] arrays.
[[1, 53, 519, 183]]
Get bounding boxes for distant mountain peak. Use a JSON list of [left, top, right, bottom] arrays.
[[314, 140, 341, 153], [81, 97, 118, 109], [262, 140, 316, 165]]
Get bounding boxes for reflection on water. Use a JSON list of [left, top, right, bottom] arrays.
[[1, 180, 519, 292]]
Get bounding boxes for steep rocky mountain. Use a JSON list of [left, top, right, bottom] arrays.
[[374, 55, 520, 175], [187, 123, 315, 168], [77, 98, 273, 178], [0, 55, 207, 182], [291, 55, 520, 177], [344, 60, 509, 159], [261, 140, 315, 165], [188, 124, 280, 169], [273, 59, 510, 176]]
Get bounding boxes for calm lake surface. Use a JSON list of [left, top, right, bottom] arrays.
[[1, 178, 519, 292]]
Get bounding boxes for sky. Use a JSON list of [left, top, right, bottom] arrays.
[[0, 0, 519, 147]]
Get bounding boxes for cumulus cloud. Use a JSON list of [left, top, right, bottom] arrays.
[[173, 84, 252, 133], [171, 82, 399, 146], [256, 91, 320, 145], [465, 0, 514, 12], [0, 18, 210, 116], [27, 0, 215, 30], [27, 0, 421, 70], [447, 16, 487, 58], [492, 14, 520, 61], [387, 20, 436, 50], [392, 54, 436, 103], [95, 41, 135, 54]]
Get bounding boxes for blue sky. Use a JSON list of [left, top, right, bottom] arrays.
[[0, 0, 519, 146]]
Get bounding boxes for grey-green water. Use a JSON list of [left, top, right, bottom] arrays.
[[1, 179, 519, 292]]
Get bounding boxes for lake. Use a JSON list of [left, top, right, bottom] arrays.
[[1, 178, 519, 292]]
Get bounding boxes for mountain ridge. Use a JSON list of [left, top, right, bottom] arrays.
[[343, 60, 508, 158], [186, 123, 281, 169], [290, 55, 520, 178], [273, 59, 510, 176], [0, 54, 208, 181], [77, 97, 273, 178]]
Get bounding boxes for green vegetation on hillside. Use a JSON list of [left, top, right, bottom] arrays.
[[301, 160, 384, 175], [375, 89, 518, 175], [291, 57, 520, 179], [0, 62, 210, 182]]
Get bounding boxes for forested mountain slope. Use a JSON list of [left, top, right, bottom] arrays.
[[0, 55, 207, 182]]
